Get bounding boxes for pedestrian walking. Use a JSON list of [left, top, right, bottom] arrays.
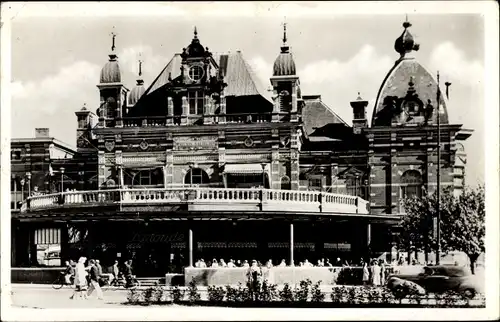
[[87, 259, 104, 300], [70, 256, 88, 300]]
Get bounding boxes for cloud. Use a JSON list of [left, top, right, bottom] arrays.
[[248, 43, 484, 184], [11, 46, 168, 146], [249, 45, 393, 123]]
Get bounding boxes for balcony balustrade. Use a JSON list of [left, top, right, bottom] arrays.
[[108, 112, 285, 129], [19, 187, 370, 216]]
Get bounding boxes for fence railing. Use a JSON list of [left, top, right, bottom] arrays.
[[20, 187, 370, 215]]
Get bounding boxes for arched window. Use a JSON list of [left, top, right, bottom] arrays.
[[400, 170, 423, 199], [130, 168, 164, 186], [184, 168, 209, 185]]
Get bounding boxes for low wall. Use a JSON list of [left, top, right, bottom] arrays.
[[185, 266, 403, 287], [12, 267, 64, 284]]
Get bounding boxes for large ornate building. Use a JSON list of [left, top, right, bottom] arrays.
[[11, 21, 471, 276]]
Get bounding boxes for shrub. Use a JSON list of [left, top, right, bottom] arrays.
[[169, 285, 185, 303], [187, 279, 201, 303], [258, 279, 278, 302], [310, 280, 325, 303], [331, 286, 346, 304], [296, 279, 312, 303], [279, 283, 295, 302], [207, 285, 226, 303], [126, 287, 142, 304]]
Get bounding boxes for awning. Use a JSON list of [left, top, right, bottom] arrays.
[[224, 163, 270, 175]]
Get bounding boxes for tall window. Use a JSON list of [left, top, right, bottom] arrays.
[[188, 91, 204, 115], [307, 175, 324, 191], [400, 170, 423, 199], [184, 168, 209, 185]]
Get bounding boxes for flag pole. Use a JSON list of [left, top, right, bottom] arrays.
[[436, 71, 441, 265]]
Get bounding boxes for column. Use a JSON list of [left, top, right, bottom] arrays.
[[290, 222, 294, 266], [188, 228, 194, 267], [116, 91, 124, 127], [60, 223, 69, 262], [165, 149, 174, 187], [366, 223, 372, 258], [181, 96, 188, 125], [219, 94, 226, 124], [119, 166, 124, 188], [167, 97, 173, 125], [291, 84, 298, 122], [98, 151, 106, 189]]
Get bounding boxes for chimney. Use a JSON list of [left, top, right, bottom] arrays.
[[35, 128, 50, 138], [350, 92, 368, 134]]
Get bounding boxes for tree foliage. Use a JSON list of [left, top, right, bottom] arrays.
[[399, 186, 485, 268]]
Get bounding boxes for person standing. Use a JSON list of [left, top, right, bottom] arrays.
[[362, 262, 370, 286], [379, 259, 386, 285], [124, 259, 134, 287], [111, 260, 120, 283], [87, 259, 104, 300], [371, 260, 381, 286], [63, 260, 75, 285]]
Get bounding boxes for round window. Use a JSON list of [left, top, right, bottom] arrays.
[[189, 66, 204, 81]]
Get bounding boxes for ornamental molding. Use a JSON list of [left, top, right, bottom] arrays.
[[174, 154, 218, 163], [173, 136, 218, 151], [225, 153, 271, 162]]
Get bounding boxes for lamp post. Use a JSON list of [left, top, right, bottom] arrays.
[[436, 72, 442, 265], [60, 167, 65, 192], [261, 163, 267, 188], [26, 172, 32, 197]]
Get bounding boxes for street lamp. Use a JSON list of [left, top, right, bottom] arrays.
[[436, 71, 442, 265], [261, 163, 267, 188], [60, 167, 65, 192], [26, 172, 32, 196]]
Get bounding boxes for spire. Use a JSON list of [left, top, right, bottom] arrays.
[[280, 19, 290, 53], [109, 28, 118, 61], [194, 26, 198, 39], [136, 54, 144, 86]]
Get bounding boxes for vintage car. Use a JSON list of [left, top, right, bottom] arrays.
[[387, 265, 481, 299]]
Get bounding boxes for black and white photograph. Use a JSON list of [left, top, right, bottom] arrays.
[[1, 1, 498, 321]]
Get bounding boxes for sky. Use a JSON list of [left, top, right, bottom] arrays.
[[6, 2, 486, 185]]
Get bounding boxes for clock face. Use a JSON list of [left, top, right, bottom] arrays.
[[188, 65, 204, 81]]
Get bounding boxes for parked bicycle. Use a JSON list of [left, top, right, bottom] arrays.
[[101, 274, 141, 291], [52, 272, 75, 290]]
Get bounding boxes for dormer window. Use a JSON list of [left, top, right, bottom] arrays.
[[188, 65, 204, 81], [188, 91, 204, 115]]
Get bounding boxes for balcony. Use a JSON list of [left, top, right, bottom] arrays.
[[19, 187, 370, 218], [102, 112, 291, 128]]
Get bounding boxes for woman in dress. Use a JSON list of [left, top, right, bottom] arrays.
[[70, 256, 88, 300], [362, 261, 370, 286], [372, 259, 381, 286]]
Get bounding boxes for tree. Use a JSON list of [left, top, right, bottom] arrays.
[[398, 185, 485, 274]]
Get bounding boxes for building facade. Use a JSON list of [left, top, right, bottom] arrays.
[[11, 21, 471, 276]]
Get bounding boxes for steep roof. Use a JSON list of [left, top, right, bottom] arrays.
[[301, 95, 349, 137], [371, 57, 450, 127], [141, 51, 271, 102]]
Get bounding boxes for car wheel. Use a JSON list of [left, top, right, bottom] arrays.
[[462, 288, 476, 299]]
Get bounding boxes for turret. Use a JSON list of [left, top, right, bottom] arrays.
[[350, 92, 368, 134]]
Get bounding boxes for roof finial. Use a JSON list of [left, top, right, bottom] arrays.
[[283, 19, 288, 46], [110, 27, 117, 52], [194, 26, 198, 39], [138, 52, 143, 77], [280, 19, 290, 53], [403, 14, 412, 29]]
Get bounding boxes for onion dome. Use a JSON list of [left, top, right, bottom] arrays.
[[394, 17, 420, 59], [100, 32, 121, 83], [181, 27, 207, 59], [273, 23, 296, 76], [128, 59, 146, 106]]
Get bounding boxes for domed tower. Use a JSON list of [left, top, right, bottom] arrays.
[[371, 18, 449, 127], [270, 23, 301, 122], [127, 58, 146, 111], [96, 31, 129, 128]]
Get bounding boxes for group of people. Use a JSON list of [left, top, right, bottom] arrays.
[[63, 257, 134, 300], [361, 258, 388, 286], [194, 257, 363, 269]]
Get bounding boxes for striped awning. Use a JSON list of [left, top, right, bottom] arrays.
[[35, 228, 61, 245], [224, 163, 269, 175]]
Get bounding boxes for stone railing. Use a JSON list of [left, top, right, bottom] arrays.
[[20, 187, 370, 216]]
